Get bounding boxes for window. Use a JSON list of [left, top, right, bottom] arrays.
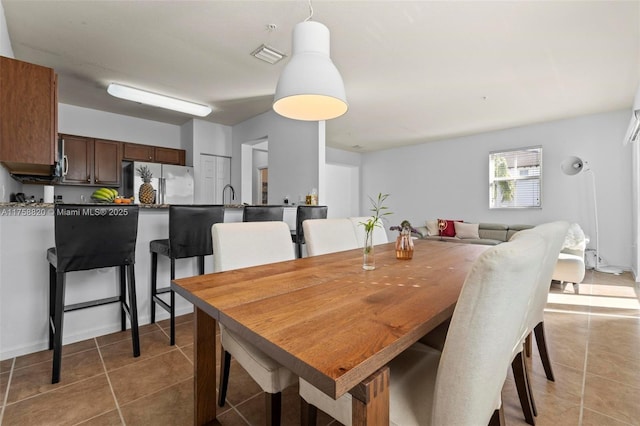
[[489, 147, 542, 209]]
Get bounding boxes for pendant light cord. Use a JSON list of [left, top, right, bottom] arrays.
[[305, 0, 314, 21]]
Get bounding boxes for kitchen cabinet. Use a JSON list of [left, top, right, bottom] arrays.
[[154, 147, 185, 166], [123, 142, 185, 165], [123, 143, 154, 162], [0, 56, 58, 175], [60, 135, 91, 184], [60, 134, 121, 186], [94, 139, 121, 185]]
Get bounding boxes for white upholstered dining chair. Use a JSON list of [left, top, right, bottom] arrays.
[[299, 232, 547, 426], [508, 221, 569, 423], [212, 221, 297, 426], [303, 218, 359, 257]]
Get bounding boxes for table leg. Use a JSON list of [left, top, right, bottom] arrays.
[[194, 307, 217, 425], [350, 366, 390, 426]]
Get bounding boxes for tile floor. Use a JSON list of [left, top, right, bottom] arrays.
[[0, 271, 638, 425]]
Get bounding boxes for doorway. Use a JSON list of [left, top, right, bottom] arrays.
[[259, 168, 268, 205]]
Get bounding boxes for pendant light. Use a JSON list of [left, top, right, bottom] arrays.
[[273, 3, 347, 121]]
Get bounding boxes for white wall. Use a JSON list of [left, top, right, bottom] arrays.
[[184, 119, 232, 203], [325, 163, 360, 218], [59, 103, 181, 147], [0, 2, 12, 58], [361, 110, 632, 268], [232, 110, 324, 205]]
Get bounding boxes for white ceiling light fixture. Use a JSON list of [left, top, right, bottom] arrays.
[[107, 83, 212, 117], [273, 2, 347, 121]]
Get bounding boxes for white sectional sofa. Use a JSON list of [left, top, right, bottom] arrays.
[[414, 219, 586, 291]]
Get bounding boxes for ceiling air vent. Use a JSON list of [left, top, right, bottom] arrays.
[[251, 44, 286, 64]]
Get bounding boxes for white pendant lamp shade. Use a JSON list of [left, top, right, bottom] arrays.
[[273, 21, 348, 121]]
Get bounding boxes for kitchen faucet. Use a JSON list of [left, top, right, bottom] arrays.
[[223, 184, 235, 205]]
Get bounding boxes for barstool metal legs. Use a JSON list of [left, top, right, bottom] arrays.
[[152, 254, 207, 346], [50, 268, 66, 384], [169, 258, 176, 346], [150, 252, 176, 346], [150, 252, 158, 324], [126, 264, 141, 357], [49, 264, 140, 384]]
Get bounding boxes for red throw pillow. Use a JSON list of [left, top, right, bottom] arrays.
[[438, 219, 462, 237]]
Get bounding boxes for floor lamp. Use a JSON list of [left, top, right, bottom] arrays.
[[561, 156, 622, 274]]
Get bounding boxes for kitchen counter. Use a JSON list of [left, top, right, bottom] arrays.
[[0, 202, 283, 209], [0, 203, 297, 360]]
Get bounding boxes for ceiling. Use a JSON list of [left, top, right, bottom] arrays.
[[3, 0, 639, 152]]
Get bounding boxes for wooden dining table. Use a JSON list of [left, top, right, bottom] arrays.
[[172, 239, 488, 426]]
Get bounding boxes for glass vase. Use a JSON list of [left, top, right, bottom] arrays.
[[363, 232, 375, 270], [395, 232, 414, 260]]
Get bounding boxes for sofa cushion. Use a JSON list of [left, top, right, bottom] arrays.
[[563, 223, 586, 251], [438, 219, 461, 237], [454, 222, 479, 239], [414, 226, 429, 238], [478, 223, 509, 242], [423, 236, 502, 245], [425, 220, 439, 236]]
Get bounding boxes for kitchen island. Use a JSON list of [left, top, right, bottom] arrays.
[[0, 203, 297, 360]]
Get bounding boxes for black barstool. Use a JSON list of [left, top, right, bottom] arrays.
[[47, 204, 140, 384], [150, 205, 225, 345], [242, 205, 284, 222], [293, 205, 328, 258]]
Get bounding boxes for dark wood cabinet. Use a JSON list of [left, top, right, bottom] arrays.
[[61, 135, 91, 184], [0, 56, 58, 175], [94, 139, 121, 185], [123, 143, 154, 162], [60, 134, 121, 186], [154, 147, 185, 165], [122, 142, 185, 166]]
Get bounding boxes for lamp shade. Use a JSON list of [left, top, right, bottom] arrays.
[[273, 21, 348, 121], [561, 156, 586, 176]]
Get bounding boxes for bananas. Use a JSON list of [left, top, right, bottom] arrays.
[[91, 187, 118, 203]]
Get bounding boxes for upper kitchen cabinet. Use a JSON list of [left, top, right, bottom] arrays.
[[60, 134, 91, 185], [123, 143, 154, 162], [123, 142, 185, 165], [60, 134, 121, 186], [154, 147, 185, 165], [94, 139, 121, 185], [0, 56, 58, 175]]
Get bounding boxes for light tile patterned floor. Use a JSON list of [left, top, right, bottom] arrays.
[[0, 270, 638, 425]]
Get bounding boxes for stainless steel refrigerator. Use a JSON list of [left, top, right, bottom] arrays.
[[125, 161, 194, 204]]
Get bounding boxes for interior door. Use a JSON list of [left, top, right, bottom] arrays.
[[198, 154, 230, 204]]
